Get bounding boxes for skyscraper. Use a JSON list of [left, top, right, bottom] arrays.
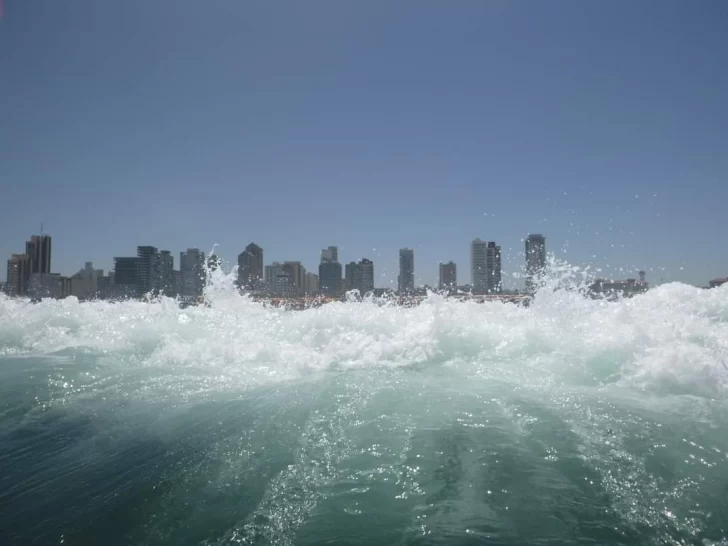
[[486, 242, 502, 294], [25, 235, 51, 275], [265, 262, 282, 285], [345, 258, 374, 295], [471, 239, 488, 294], [237, 243, 264, 290], [398, 248, 414, 294], [137, 246, 161, 295], [180, 248, 205, 298], [304, 272, 319, 295], [265, 262, 295, 296], [113, 256, 140, 298], [345, 261, 361, 292], [282, 261, 306, 296], [6, 254, 31, 296], [159, 250, 175, 296], [359, 258, 374, 295], [321, 246, 338, 263], [525, 234, 546, 292], [439, 261, 457, 291], [319, 245, 342, 297]]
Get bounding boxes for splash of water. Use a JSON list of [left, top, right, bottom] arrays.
[[0, 263, 727, 545]]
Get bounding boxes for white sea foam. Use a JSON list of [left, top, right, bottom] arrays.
[[2, 264, 728, 545], [1, 264, 726, 397]]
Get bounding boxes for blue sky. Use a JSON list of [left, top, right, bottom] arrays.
[[1, 0, 726, 288]]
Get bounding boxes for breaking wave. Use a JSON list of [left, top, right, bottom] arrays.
[[1, 264, 727, 545]]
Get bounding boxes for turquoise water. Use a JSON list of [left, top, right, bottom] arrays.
[[1, 274, 727, 545]]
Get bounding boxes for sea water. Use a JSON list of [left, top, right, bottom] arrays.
[[1, 268, 727, 545]]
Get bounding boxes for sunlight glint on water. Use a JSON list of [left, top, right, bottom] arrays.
[[1, 265, 727, 545]]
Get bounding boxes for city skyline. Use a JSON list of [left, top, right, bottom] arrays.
[[2, 230, 716, 290], [1, 3, 726, 288], [3, 228, 726, 295], [5, 229, 726, 300]]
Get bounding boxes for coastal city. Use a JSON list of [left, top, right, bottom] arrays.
[[2, 232, 725, 306]]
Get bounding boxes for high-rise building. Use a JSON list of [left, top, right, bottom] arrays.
[[137, 246, 160, 295], [319, 262, 342, 296], [471, 239, 487, 294], [345, 259, 374, 295], [180, 248, 205, 298], [305, 272, 319, 295], [159, 250, 175, 296], [439, 261, 457, 291], [472, 240, 501, 294], [525, 234, 546, 292], [265, 262, 295, 296], [321, 246, 338, 263], [97, 275, 112, 299], [398, 249, 415, 294], [359, 258, 374, 295], [172, 270, 181, 296], [6, 254, 31, 296], [486, 242, 502, 294], [319, 245, 342, 297], [265, 262, 282, 285], [345, 261, 362, 292], [25, 235, 51, 275], [238, 243, 264, 290], [282, 261, 306, 296], [113, 257, 140, 298], [272, 272, 294, 297]]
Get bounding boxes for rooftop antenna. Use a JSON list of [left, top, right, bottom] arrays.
[[41, 223, 44, 236]]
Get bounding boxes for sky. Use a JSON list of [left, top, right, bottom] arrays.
[[1, 0, 727, 288]]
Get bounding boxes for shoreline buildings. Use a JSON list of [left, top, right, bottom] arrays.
[[471, 239, 501, 294], [8, 229, 709, 302], [398, 248, 414, 294], [525, 234, 546, 293], [439, 261, 457, 291], [318, 246, 342, 296]]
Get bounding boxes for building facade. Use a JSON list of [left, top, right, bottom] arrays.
[[319, 261, 342, 296], [29, 273, 71, 300], [321, 246, 338, 264], [238, 243, 264, 290], [180, 248, 205, 298], [137, 246, 160, 295], [439, 261, 457, 291], [25, 235, 51, 275], [282, 261, 306, 296], [359, 258, 374, 295], [486, 242, 502, 294], [6, 254, 31, 296], [345, 261, 362, 293], [471, 239, 488, 294], [70, 262, 100, 299], [304, 272, 319, 295], [398, 248, 414, 294], [160, 250, 175, 296], [525, 234, 546, 292], [318, 245, 342, 296], [471, 240, 500, 294], [113, 256, 140, 297]]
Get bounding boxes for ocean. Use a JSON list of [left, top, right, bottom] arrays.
[[1, 270, 727, 545]]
